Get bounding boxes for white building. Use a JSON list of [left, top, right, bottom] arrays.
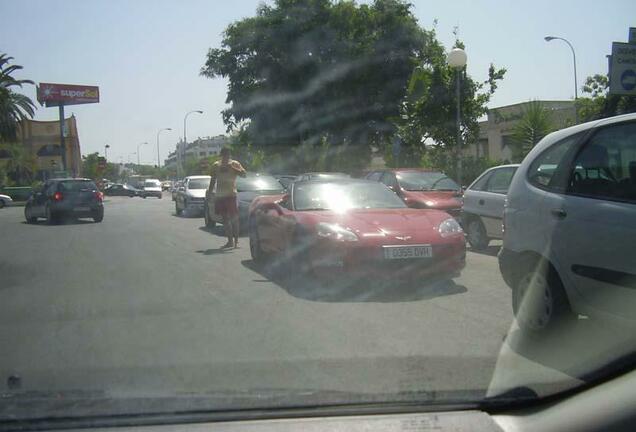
[[164, 135, 229, 169]]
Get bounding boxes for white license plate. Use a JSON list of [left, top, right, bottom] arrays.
[[74, 206, 90, 212], [383, 245, 432, 260]]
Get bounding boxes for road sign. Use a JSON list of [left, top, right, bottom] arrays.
[[609, 42, 636, 96]]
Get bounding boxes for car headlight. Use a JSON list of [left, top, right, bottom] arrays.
[[438, 218, 463, 237], [316, 222, 359, 242]]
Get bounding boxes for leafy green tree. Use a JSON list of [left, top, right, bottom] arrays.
[[395, 35, 506, 174], [510, 100, 555, 162], [0, 54, 36, 142], [202, 0, 429, 169], [0, 142, 36, 185], [577, 73, 636, 122]]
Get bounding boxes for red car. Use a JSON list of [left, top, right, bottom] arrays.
[[248, 179, 466, 282], [365, 169, 463, 219]]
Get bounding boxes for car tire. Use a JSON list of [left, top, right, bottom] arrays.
[[0, 199, 5, 209], [466, 217, 489, 250], [204, 204, 216, 228], [249, 220, 268, 265], [158, 194, 162, 199], [175, 201, 182, 216], [24, 205, 37, 223], [512, 258, 574, 334], [93, 208, 104, 223]]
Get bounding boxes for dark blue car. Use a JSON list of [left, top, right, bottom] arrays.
[[25, 178, 104, 224]]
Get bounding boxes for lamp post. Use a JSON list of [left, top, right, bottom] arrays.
[[545, 36, 578, 123], [181, 110, 203, 177], [447, 47, 467, 187], [156, 128, 172, 168], [104, 144, 110, 160], [136, 142, 147, 166]]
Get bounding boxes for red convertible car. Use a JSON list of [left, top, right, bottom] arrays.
[[248, 179, 466, 282]]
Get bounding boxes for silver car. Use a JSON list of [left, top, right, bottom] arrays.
[[0, 194, 13, 208], [461, 164, 519, 250], [175, 176, 211, 216]]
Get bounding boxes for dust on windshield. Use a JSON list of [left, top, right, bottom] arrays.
[[1, 0, 635, 425]]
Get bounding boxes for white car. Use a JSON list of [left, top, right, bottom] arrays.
[[143, 179, 163, 199], [499, 113, 636, 333], [175, 175, 211, 216], [0, 194, 13, 208], [461, 164, 519, 250]]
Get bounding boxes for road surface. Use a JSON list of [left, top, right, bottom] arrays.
[[3, 195, 609, 405]]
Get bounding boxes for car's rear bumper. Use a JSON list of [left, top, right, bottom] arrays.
[[145, 191, 162, 198], [50, 203, 103, 217], [309, 241, 466, 281]]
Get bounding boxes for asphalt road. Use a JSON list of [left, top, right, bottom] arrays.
[[2, 194, 613, 405]]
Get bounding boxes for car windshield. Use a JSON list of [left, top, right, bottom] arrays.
[[294, 182, 407, 211], [2, 0, 635, 426], [58, 180, 97, 191], [237, 175, 284, 192], [396, 172, 460, 191], [188, 179, 210, 189]]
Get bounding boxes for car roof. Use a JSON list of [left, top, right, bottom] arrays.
[[387, 168, 443, 173], [185, 175, 211, 180], [49, 177, 94, 182], [301, 172, 349, 176], [294, 178, 376, 186]]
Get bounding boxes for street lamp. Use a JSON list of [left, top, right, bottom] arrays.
[[180, 110, 203, 177], [156, 128, 172, 168], [545, 35, 578, 123], [136, 142, 147, 166], [447, 47, 467, 187], [104, 144, 110, 160]]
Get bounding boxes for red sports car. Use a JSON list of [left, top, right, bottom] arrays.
[[248, 179, 466, 282]]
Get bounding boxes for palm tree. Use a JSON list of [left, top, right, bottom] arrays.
[[511, 101, 555, 162], [0, 142, 36, 185], [0, 54, 36, 142]]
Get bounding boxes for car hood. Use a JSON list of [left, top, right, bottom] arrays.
[[187, 189, 207, 198], [305, 208, 448, 236], [401, 190, 462, 210], [238, 190, 285, 203]]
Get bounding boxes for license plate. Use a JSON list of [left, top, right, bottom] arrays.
[[74, 206, 90, 212], [383, 245, 432, 260]]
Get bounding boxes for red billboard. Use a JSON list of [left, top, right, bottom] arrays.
[[37, 83, 100, 107]]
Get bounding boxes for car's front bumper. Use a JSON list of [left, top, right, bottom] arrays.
[[309, 240, 466, 281]]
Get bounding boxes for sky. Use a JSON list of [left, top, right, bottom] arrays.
[[1, 0, 634, 165]]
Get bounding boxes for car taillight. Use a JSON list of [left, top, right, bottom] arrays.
[[95, 191, 104, 202], [53, 192, 63, 201]]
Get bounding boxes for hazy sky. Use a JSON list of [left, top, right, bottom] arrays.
[[1, 0, 634, 164]]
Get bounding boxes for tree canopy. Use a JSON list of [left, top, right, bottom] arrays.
[[0, 54, 36, 143], [202, 0, 429, 152], [577, 73, 636, 122]]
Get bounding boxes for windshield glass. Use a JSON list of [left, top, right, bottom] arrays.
[[58, 180, 97, 191], [396, 171, 460, 191], [237, 175, 284, 192], [188, 179, 210, 189], [294, 182, 407, 211], [1, 0, 635, 425]]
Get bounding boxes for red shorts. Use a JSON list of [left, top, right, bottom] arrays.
[[214, 196, 238, 217]]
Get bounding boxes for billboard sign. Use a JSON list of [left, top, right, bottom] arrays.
[[609, 42, 636, 96], [37, 83, 100, 107]]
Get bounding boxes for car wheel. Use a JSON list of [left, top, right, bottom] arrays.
[[0, 200, 5, 209], [466, 217, 489, 250], [175, 201, 182, 216], [249, 221, 266, 264], [204, 204, 216, 228], [93, 208, 104, 223], [158, 194, 162, 199], [24, 205, 37, 223], [512, 259, 573, 334]]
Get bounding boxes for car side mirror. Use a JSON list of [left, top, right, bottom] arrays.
[[279, 193, 290, 209]]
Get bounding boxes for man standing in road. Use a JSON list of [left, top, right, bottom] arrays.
[[209, 147, 247, 249]]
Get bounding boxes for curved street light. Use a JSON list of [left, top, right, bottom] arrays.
[[104, 144, 110, 160], [545, 35, 578, 123], [179, 110, 203, 177], [447, 47, 467, 187], [156, 128, 172, 168]]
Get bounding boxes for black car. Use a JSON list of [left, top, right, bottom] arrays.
[[104, 183, 143, 197], [25, 178, 104, 224]]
